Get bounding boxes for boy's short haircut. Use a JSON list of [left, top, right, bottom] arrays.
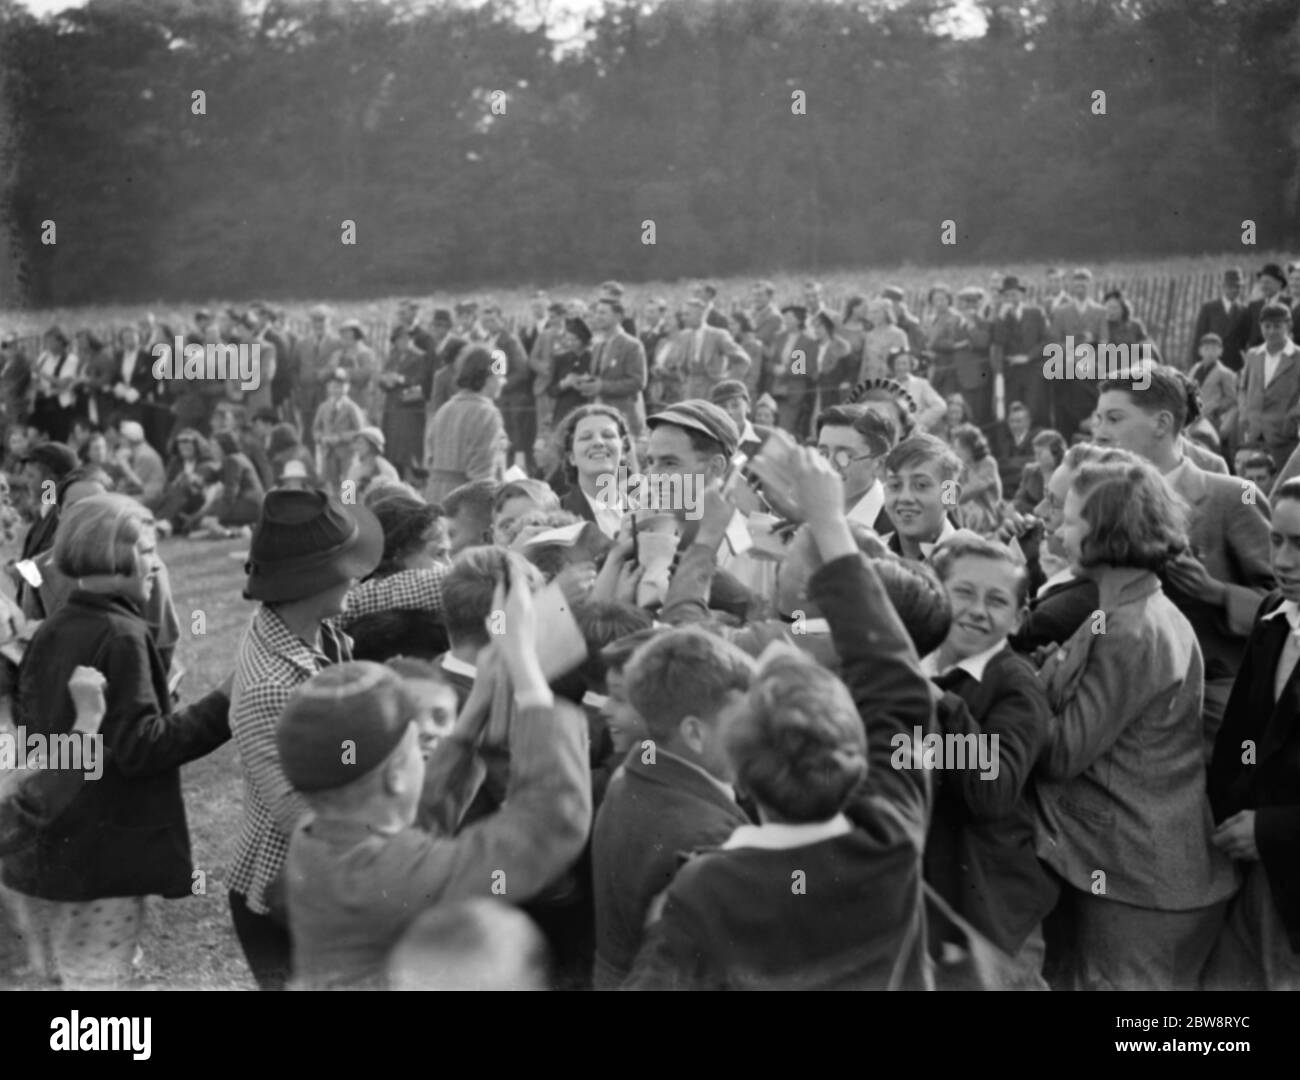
[[442, 478, 500, 523], [385, 655, 447, 684], [726, 654, 867, 823], [623, 627, 755, 742], [884, 433, 962, 484], [930, 535, 1031, 608], [870, 555, 953, 657], [492, 478, 560, 517], [441, 546, 538, 649], [387, 899, 550, 991], [574, 602, 655, 690], [598, 626, 664, 677], [1099, 364, 1189, 434]]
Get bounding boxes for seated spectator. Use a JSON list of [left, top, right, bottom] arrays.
[[1012, 430, 1066, 516], [266, 422, 317, 488], [153, 429, 217, 538], [111, 421, 166, 508], [186, 430, 265, 538], [988, 401, 1040, 497], [346, 426, 401, 499], [951, 424, 1003, 536]]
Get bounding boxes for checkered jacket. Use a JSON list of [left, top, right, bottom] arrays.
[[227, 568, 447, 914]]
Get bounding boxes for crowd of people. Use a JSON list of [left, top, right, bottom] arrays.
[[0, 262, 1298, 991]]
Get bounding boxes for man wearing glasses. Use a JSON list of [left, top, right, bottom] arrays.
[[814, 404, 897, 535]]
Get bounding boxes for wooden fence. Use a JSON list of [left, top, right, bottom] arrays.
[[1, 269, 1234, 374]]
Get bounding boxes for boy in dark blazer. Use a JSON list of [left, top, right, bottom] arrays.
[[1205, 478, 1300, 989], [590, 627, 753, 988], [925, 537, 1057, 979]]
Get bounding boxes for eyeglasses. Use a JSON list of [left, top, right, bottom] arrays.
[[816, 445, 876, 472]]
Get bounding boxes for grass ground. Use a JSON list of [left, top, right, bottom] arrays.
[[0, 536, 256, 990]]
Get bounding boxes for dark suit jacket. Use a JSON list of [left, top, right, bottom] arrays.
[[927, 648, 1059, 954], [1208, 591, 1300, 949], [1193, 297, 1249, 372], [1162, 460, 1273, 694], [560, 484, 596, 526], [1009, 574, 1099, 655], [990, 305, 1050, 368], [592, 749, 750, 987], [988, 423, 1041, 497]]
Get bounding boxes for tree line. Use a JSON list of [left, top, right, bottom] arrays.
[[1, 0, 1297, 307]]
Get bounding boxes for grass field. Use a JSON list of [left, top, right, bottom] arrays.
[[0, 536, 256, 991]]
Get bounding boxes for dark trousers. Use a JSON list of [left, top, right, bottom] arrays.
[[229, 889, 292, 991], [1003, 362, 1051, 429]]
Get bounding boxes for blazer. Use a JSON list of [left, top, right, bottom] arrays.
[[1208, 591, 1300, 949], [1162, 458, 1273, 694], [1190, 358, 1239, 436], [1238, 341, 1300, 463], [664, 326, 751, 401], [591, 748, 750, 988], [990, 305, 1050, 367], [591, 329, 647, 434], [626, 554, 934, 990], [951, 314, 993, 392], [424, 390, 505, 503], [2, 591, 231, 900], [988, 423, 1041, 497], [1049, 299, 1108, 345], [1009, 573, 1099, 656], [1034, 568, 1237, 910], [1193, 297, 1249, 372], [928, 647, 1059, 954]]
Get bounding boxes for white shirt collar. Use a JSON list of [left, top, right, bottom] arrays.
[[583, 487, 624, 540], [722, 813, 852, 852], [919, 516, 958, 558], [1262, 600, 1300, 636], [658, 748, 736, 803], [739, 420, 759, 446], [847, 479, 884, 527], [920, 639, 1005, 683], [1037, 564, 1077, 598], [1163, 454, 1191, 487], [440, 654, 477, 679]]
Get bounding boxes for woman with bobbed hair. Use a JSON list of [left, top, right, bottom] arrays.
[[858, 298, 910, 383], [552, 403, 633, 538], [1034, 460, 1236, 990], [3, 494, 231, 988]]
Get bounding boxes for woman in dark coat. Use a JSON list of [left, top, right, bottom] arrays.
[[2, 494, 230, 988], [547, 318, 594, 430], [379, 325, 433, 479]]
